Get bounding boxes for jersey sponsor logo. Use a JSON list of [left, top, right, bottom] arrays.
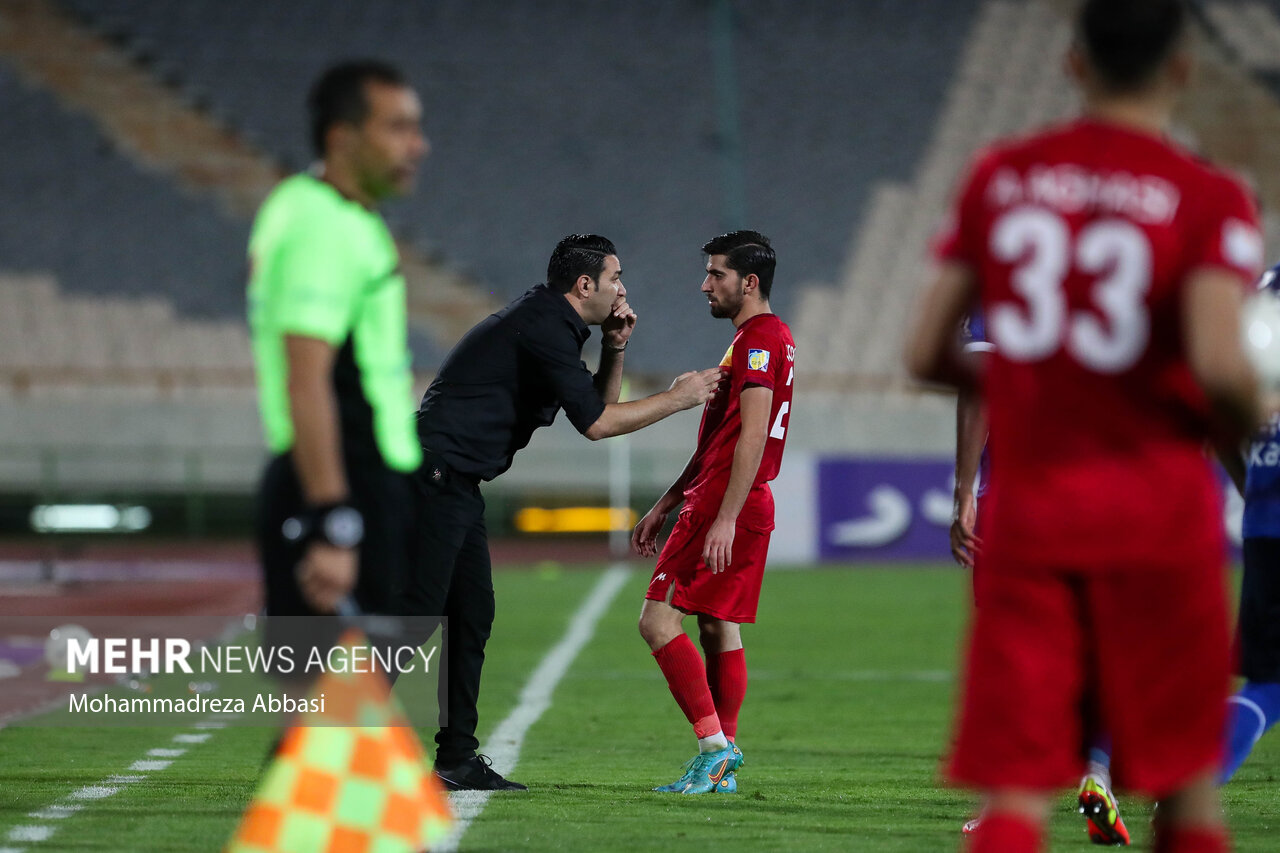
[[1250, 412, 1280, 466], [1224, 219, 1263, 271], [747, 349, 770, 371], [1250, 441, 1280, 468]]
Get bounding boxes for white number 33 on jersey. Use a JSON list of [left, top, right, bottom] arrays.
[[988, 207, 1151, 374]]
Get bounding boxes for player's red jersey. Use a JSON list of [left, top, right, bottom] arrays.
[[937, 117, 1262, 568], [682, 313, 794, 530]]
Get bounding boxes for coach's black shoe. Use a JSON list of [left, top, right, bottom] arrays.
[[434, 754, 528, 791]]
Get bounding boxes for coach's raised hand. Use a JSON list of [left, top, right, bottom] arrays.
[[601, 293, 637, 349], [669, 367, 724, 409]]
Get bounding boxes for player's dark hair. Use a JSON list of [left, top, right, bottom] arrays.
[[308, 60, 409, 157], [546, 234, 618, 294], [1077, 0, 1188, 94], [702, 230, 776, 300]]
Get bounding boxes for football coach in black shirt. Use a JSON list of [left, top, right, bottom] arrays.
[[407, 234, 722, 790]]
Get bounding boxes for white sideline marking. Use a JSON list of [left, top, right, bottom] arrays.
[[28, 806, 82, 820], [69, 786, 119, 801], [6, 827, 51, 842], [436, 565, 630, 853], [128, 760, 172, 772], [8, 721, 219, 848], [173, 733, 210, 744]]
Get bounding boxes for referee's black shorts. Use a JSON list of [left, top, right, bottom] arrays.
[[255, 452, 416, 620], [1240, 537, 1280, 682]]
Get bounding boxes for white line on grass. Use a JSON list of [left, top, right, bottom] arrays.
[[5, 719, 221, 850], [172, 733, 210, 744], [436, 564, 631, 853], [27, 806, 81, 821]]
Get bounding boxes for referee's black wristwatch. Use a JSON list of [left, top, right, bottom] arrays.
[[281, 502, 364, 549]]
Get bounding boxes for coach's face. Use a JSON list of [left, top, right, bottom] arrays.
[[582, 255, 624, 325], [702, 254, 745, 320], [352, 82, 429, 201]]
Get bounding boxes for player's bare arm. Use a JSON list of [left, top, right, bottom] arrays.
[[904, 261, 980, 388], [633, 449, 703, 558], [584, 368, 722, 440], [594, 292, 637, 403], [702, 385, 772, 575], [951, 385, 986, 568], [1184, 268, 1262, 437], [283, 333, 357, 612]]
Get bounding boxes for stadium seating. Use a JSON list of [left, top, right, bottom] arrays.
[[798, 0, 1076, 383], [0, 61, 250, 341], [1203, 2, 1280, 70], [52, 0, 979, 373]]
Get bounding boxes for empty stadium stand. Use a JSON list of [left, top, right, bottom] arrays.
[[0, 62, 249, 320], [51, 0, 978, 372]]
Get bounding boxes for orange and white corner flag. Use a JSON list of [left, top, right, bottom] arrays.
[[226, 630, 452, 852]]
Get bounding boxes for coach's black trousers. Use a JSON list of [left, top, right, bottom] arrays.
[[402, 451, 494, 765]]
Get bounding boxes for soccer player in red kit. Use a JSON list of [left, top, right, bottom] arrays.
[[906, 1, 1263, 851], [634, 230, 794, 794]]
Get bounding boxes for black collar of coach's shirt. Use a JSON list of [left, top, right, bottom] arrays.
[[530, 282, 592, 345]]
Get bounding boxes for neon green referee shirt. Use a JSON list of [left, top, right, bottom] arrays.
[[248, 173, 421, 473]]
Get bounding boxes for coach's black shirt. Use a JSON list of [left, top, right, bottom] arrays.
[[417, 283, 607, 481]]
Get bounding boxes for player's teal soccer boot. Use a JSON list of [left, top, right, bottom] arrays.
[[653, 742, 744, 794]]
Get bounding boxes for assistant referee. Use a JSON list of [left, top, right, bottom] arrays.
[[248, 60, 427, 626]]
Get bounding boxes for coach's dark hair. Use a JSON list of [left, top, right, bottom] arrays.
[[547, 234, 617, 293], [1077, 0, 1188, 93], [308, 60, 409, 157], [703, 230, 776, 299]]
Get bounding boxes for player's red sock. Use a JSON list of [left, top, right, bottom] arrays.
[[706, 648, 746, 741], [1153, 825, 1228, 853], [653, 634, 722, 738], [967, 813, 1041, 853]]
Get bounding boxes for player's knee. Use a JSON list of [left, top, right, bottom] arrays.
[[638, 610, 675, 650], [638, 613, 660, 647]]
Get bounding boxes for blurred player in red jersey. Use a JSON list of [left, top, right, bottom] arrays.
[[953, 312, 1130, 845], [906, 1, 1264, 851], [634, 231, 795, 795]]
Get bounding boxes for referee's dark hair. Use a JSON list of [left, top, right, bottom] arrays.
[[703, 230, 776, 300], [1077, 0, 1188, 94], [547, 235, 618, 293], [309, 60, 410, 157]]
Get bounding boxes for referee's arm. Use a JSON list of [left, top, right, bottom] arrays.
[[285, 334, 349, 502], [284, 333, 356, 612]]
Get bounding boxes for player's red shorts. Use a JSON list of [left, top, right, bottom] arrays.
[[949, 554, 1231, 797], [645, 507, 772, 624]]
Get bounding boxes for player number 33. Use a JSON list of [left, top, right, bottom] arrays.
[[989, 206, 1152, 373]]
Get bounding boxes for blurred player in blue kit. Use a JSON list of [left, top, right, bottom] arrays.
[[1220, 262, 1280, 783]]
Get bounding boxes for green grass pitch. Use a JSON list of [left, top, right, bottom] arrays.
[[1, 565, 1277, 851]]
